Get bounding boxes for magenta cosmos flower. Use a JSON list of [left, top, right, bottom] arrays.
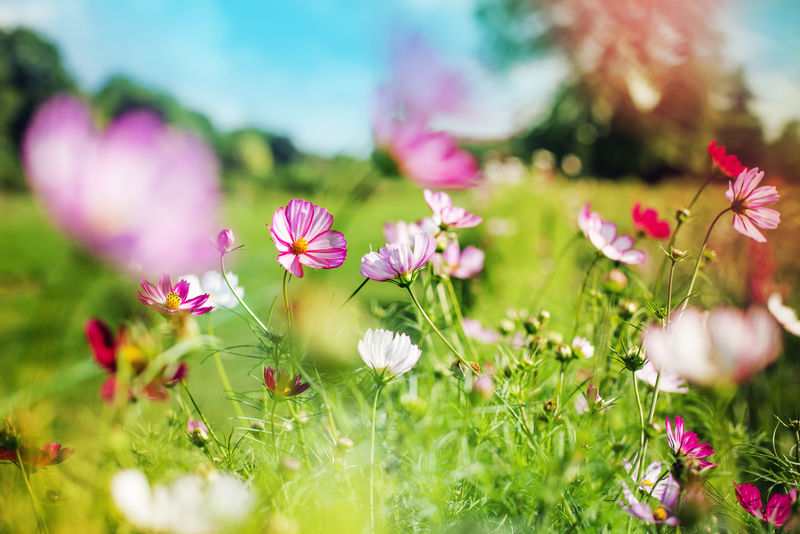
[[735, 483, 797, 527], [631, 203, 670, 239], [268, 199, 347, 278], [578, 204, 645, 265], [666, 415, 716, 469], [138, 274, 213, 316], [360, 233, 436, 286], [264, 367, 310, 398], [708, 140, 746, 178], [725, 167, 780, 243], [23, 96, 221, 276], [424, 189, 482, 229], [435, 242, 485, 279]]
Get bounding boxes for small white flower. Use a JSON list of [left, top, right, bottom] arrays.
[[635, 359, 688, 394], [358, 329, 422, 380], [180, 270, 244, 310], [767, 293, 800, 337], [571, 336, 595, 358]]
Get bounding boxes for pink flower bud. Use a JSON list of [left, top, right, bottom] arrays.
[[215, 229, 236, 255]]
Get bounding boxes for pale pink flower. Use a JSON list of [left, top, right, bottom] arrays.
[[461, 319, 501, 344], [23, 96, 221, 276], [268, 199, 347, 278], [383, 218, 436, 247], [137, 274, 213, 316], [725, 167, 780, 243], [735, 483, 797, 527], [619, 461, 680, 525], [635, 360, 688, 394], [360, 233, 436, 285], [435, 242, 484, 279], [623, 457, 679, 504], [666, 415, 716, 469], [574, 385, 604, 414], [643, 307, 781, 385], [767, 293, 800, 336], [571, 336, 594, 358], [424, 189, 482, 229], [578, 204, 645, 265]]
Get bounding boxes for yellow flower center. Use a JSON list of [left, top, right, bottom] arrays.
[[119, 344, 147, 373], [641, 480, 653, 489], [653, 506, 668, 521], [165, 291, 182, 310], [291, 238, 309, 255]]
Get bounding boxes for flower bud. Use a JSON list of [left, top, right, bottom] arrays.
[[676, 208, 690, 223], [469, 375, 495, 403], [187, 419, 209, 447], [498, 319, 516, 336], [669, 247, 687, 260], [603, 268, 628, 293], [555, 343, 573, 362], [336, 437, 354, 449], [214, 229, 236, 255], [622, 347, 645, 372], [619, 299, 637, 319], [523, 317, 541, 335], [280, 456, 302, 474]]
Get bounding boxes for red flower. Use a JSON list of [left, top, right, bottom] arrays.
[[631, 203, 671, 239], [0, 422, 72, 467], [264, 367, 310, 398], [708, 140, 746, 178]]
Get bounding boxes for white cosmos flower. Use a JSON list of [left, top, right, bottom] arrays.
[[635, 360, 688, 394], [179, 270, 243, 310], [571, 336, 595, 358], [767, 293, 800, 336], [358, 329, 422, 380], [111, 469, 253, 534]]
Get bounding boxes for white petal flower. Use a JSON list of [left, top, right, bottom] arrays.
[[180, 270, 244, 310], [767, 293, 800, 336], [358, 328, 422, 380], [571, 336, 595, 358]]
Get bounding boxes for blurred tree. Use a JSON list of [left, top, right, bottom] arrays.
[[768, 120, 800, 182], [0, 27, 76, 190]]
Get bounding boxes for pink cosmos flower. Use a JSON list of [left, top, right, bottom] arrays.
[[735, 483, 797, 527], [665, 415, 715, 469], [643, 307, 781, 385], [635, 360, 688, 394], [435, 242, 485, 279], [360, 232, 436, 285], [619, 459, 680, 525], [264, 367, 310, 398], [623, 457, 680, 506], [708, 140, 746, 178], [268, 199, 347, 278], [187, 419, 209, 445], [383, 218, 436, 247], [631, 203, 670, 239], [85, 318, 187, 402], [725, 167, 780, 243], [0, 439, 73, 467], [424, 189, 482, 229], [578, 204, 646, 265], [767, 293, 800, 336], [213, 229, 238, 256], [23, 96, 221, 276], [138, 274, 213, 316], [461, 318, 501, 344]]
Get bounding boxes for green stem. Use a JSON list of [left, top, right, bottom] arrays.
[[681, 208, 730, 311], [340, 278, 369, 309], [220, 256, 270, 333], [282, 270, 293, 327], [270, 401, 279, 464], [573, 254, 601, 336], [288, 402, 312, 467], [370, 385, 383, 534], [16, 450, 49, 534], [207, 317, 245, 420], [632, 372, 647, 482], [443, 276, 477, 357], [405, 286, 474, 373], [181, 381, 221, 446]]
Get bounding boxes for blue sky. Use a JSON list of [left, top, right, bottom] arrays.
[[0, 0, 798, 155]]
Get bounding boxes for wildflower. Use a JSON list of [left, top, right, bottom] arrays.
[[264, 367, 310, 398], [666, 415, 715, 469], [187, 419, 209, 446], [358, 329, 422, 382], [461, 318, 501, 344], [85, 318, 187, 402], [623, 457, 679, 504], [469, 375, 495, 403], [734, 483, 797, 527], [179, 271, 243, 310], [111, 469, 253, 534], [643, 307, 781, 385], [571, 336, 594, 358], [23, 96, 221, 275], [435, 242, 485, 279], [631, 203, 670, 239], [725, 167, 780, 243], [0, 422, 73, 467], [383, 218, 436, 247], [767, 293, 800, 336], [578, 204, 645, 265], [574, 385, 606, 414], [424, 189, 482, 229], [619, 469, 680, 525], [708, 140, 746, 178], [268, 199, 347, 278], [138, 275, 213, 316], [360, 232, 436, 286], [213, 229, 238, 256], [635, 360, 688, 394]]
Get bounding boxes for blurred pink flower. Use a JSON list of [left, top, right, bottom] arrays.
[[0, 441, 73, 467], [623, 457, 680, 505], [264, 367, 310, 398], [383, 218, 436, 247], [735, 483, 797, 526], [360, 233, 436, 285], [461, 318, 501, 344], [578, 203, 645, 265], [435, 242, 484, 279], [268, 199, 347, 278], [708, 140, 746, 178], [619, 461, 680, 525], [574, 385, 605, 414], [138, 274, 213, 316], [725, 167, 780, 243], [571, 336, 595, 358], [767, 293, 800, 336], [23, 96, 221, 275], [666, 415, 715, 469], [424, 189, 482, 229], [635, 360, 688, 394], [214, 229, 238, 256], [643, 307, 781, 385], [187, 419, 209, 445], [631, 203, 670, 239]]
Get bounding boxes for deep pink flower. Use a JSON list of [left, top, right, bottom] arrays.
[[213, 229, 238, 256], [632, 203, 670, 239], [138, 274, 213, 316], [708, 140, 746, 178], [578, 204, 646, 265], [264, 367, 310, 398], [735, 483, 797, 526], [665, 415, 715, 469], [424, 189, 482, 229], [85, 318, 187, 402], [23, 96, 221, 276], [435, 242, 484, 279], [268, 199, 347, 278], [725, 167, 780, 243], [360, 232, 436, 285]]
